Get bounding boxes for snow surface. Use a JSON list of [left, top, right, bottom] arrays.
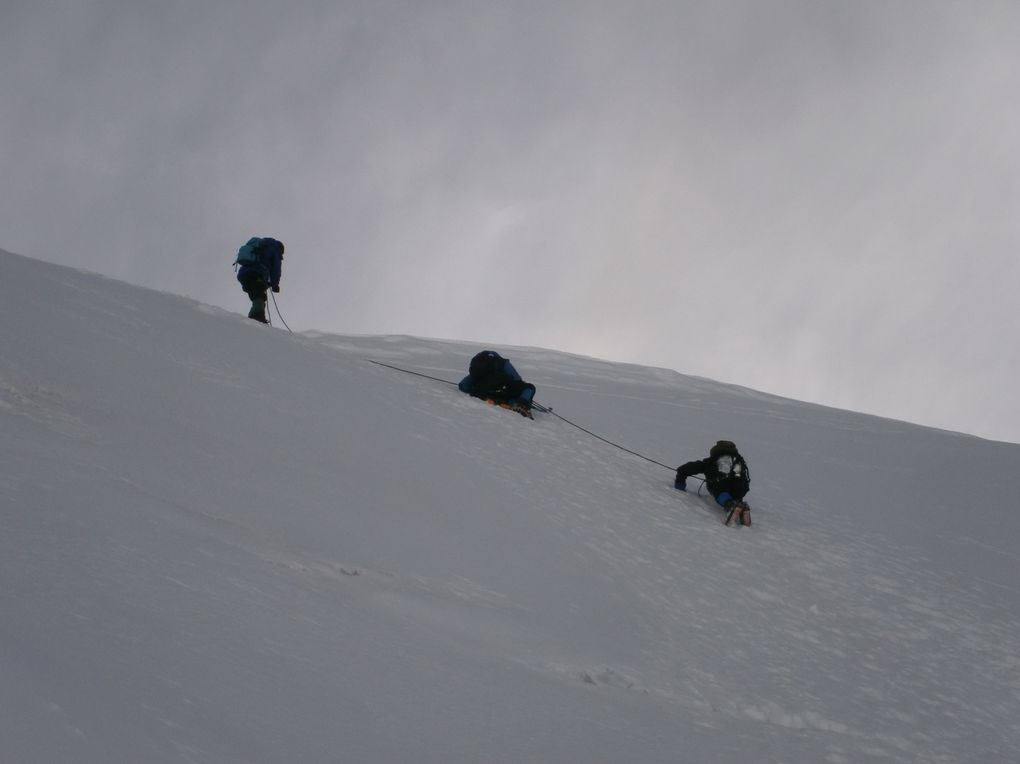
[[2, 248, 1019, 763]]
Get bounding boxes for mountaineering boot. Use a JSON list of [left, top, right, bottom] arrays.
[[248, 297, 268, 324], [510, 400, 534, 419], [482, 398, 534, 419], [739, 503, 752, 527]]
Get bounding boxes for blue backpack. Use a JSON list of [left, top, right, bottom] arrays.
[[234, 237, 265, 270]]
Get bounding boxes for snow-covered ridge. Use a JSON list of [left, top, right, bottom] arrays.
[[2, 248, 1018, 763]]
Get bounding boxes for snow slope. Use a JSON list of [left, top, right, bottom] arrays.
[[2, 248, 1018, 763]]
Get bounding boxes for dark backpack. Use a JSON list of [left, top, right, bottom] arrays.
[[713, 453, 748, 480], [469, 351, 506, 380], [704, 440, 749, 492]]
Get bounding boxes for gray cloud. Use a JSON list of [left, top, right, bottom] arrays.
[[3, 0, 1019, 440]]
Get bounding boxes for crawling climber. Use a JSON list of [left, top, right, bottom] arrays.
[[675, 440, 752, 526], [458, 350, 536, 417]]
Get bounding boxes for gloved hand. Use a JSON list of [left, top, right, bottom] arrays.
[[674, 479, 686, 491], [271, 285, 280, 293]]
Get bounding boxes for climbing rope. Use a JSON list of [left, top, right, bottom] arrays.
[[367, 359, 686, 475], [540, 408, 676, 471], [270, 291, 293, 333], [367, 359, 458, 386]]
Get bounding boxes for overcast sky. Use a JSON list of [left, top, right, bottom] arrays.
[[3, 0, 1018, 442]]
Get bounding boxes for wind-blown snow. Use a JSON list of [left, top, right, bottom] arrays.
[[2, 248, 1018, 763]]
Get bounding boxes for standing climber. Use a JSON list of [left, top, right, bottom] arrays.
[[233, 237, 284, 324]]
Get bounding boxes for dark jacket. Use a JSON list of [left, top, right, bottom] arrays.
[[676, 445, 750, 500]]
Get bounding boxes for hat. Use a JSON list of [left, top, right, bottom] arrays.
[[709, 440, 738, 458]]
